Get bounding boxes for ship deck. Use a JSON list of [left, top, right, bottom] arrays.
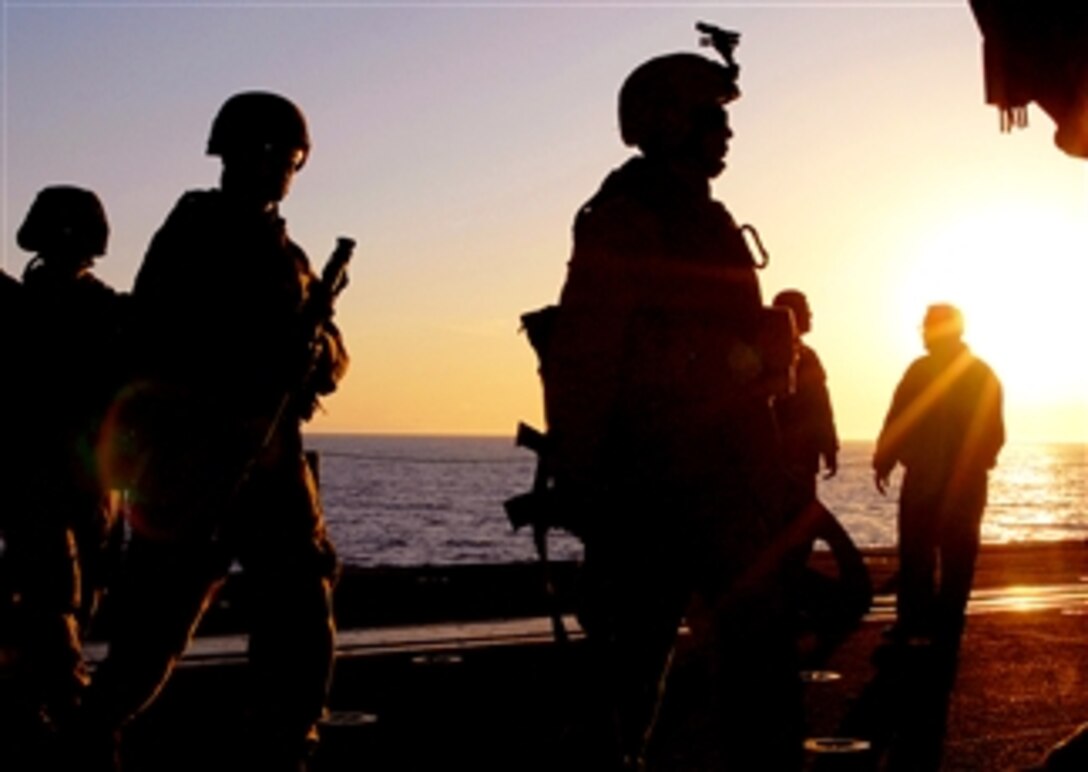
[[3, 541, 1087, 771]]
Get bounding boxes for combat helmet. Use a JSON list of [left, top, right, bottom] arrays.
[[619, 23, 741, 150], [16, 185, 109, 258], [206, 91, 311, 167]]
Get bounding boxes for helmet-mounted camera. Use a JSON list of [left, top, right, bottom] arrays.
[[619, 22, 742, 149]]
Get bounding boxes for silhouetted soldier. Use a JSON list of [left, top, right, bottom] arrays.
[[772, 290, 838, 500], [0, 268, 21, 556], [0, 269, 22, 514], [544, 25, 800, 770], [0, 269, 19, 298], [3, 186, 124, 749], [83, 92, 348, 772], [770, 289, 871, 634], [0, 269, 19, 309], [0, 267, 27, 762], [873, 304, 1004, 647]]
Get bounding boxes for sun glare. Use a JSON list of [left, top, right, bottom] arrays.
[[898, 204, 1088, 409]]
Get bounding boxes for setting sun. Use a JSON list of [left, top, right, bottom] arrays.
[[895, 202, 1087, 419]]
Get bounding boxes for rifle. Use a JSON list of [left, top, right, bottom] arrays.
[[272, 236, 354, 426], [212, 236, 355, 541], [504, 305, 579, 643], [504, 421, 569, 645], [105, 237, 355, 544]]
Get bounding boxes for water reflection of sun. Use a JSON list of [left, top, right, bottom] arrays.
[[898, 204, 1087, 409]]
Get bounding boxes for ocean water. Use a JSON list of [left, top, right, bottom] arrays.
[[305, 435, 1087, 568]]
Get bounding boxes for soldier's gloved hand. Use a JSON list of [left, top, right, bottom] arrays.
[[305, 280, 337, 324]]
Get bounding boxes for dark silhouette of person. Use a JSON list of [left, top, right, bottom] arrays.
[[0, 268, 20, 308], [0, 268, 19, 297], [771, 289, 870, 647], [543, 26, 801, 771], [771, 289, 838, 497], [0, 268, 21, 551], [873, 303, 1004, 648], [0, 269, 23, 511], [2, 186, 124, 751], [0, 267, 28, 763], [81, 92, 349, 772]]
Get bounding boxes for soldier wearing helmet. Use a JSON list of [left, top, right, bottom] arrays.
[[619, 51, 739, 177], [206, 90, 311, 206], [17, 185, 110, 260], [0, 273, 21, 448], [207, 90, 310, 160], [3, 186, 125, 754], [82, 92, 347, 772], [543, 25, 801, 771]]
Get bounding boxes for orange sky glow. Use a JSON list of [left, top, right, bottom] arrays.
[[3, 4, 1085, 442]]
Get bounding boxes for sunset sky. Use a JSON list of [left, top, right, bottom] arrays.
[[3, 2, 1086, 442]]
